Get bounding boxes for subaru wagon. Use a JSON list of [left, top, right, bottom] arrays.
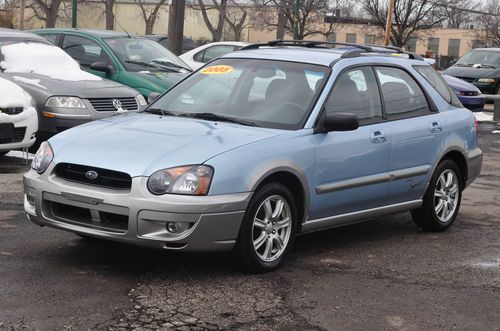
[[24, 41, 482, 272]]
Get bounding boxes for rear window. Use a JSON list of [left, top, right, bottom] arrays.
[[414, 66, 451, 103]]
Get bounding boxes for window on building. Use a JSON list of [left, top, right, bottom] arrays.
[[364, 34, 376, 45], [406, 37, 417, 52], [448, 39, 461, 59], [346, 33, 357, 43], [327, 32, 336, 42], [427, 37, 440, 54]]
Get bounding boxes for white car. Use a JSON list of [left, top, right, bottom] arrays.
[[0, 77, 38, 156], [179, 41, 248, 70]]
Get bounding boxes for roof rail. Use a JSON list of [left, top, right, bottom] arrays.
[[240, 39, 424, 60]]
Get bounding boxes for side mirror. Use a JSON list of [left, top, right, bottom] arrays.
[[318, 112, 359, 133], [147, 92, 161, 104], [90, 62, 113, 74]]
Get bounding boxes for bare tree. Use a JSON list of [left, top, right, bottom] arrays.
[[189, 0, 228, 42], [478, 0, 500, 47], [251, 0, 348, 40], [442, 0, 476, 29], [361, 0, 446, 47], [29, 0, 63, 28], [224, 0, 251, 40], [135, 0, 167, 35]]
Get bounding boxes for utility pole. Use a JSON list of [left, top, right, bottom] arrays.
[[167, 0, 185, 55], [383, 0, 395, 46], [71, 0, 77, 28], [19, 0, 25, 30], [293, 0, 300, 40]]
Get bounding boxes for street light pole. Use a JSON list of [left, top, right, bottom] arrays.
[[293, 0, 300, 40], [72, 0, 77, 28], [383, 0, 395, 46]]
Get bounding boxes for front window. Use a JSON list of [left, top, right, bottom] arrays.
[[104, 37, 191, 73], [456, 49, 500, 69], [146, 58, 330, 130]]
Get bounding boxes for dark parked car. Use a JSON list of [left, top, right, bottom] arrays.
[[442, 74, 484, 112], [0, 28, 145, 148], [444, 48, 500, 95], [143, 35, 199, 53]]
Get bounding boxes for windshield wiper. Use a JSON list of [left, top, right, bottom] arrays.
[[178, 112, 257, 126], [478, 64, 497, 69], [151, 60, 192, 72], [143, 108, 177, 116], [125, 60, 177, 73]]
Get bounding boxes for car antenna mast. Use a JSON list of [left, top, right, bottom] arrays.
[[115, 21, 132, 38]]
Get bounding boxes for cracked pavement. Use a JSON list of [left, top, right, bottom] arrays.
[[0, 123, 499, 330]]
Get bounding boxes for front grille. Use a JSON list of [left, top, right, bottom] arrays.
[[0, 127, 26, 144], [54, 163, 132, 190], [0, 107, 24, 115], [50, 201, 128, 233], [456, 76, 475, 83], [461, 91, 480, 96], [88, 97, 138, 112]]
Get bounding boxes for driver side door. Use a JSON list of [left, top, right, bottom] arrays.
[[311, 66, 392, 220]]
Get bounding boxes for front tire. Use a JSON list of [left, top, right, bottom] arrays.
[[235, 182, 297, 273], [412, 159, 462, 232]]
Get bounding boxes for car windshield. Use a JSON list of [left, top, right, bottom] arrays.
[[146, 58, 329, 130], [104, 37, 191, 72], [456, 50, 500, 68]]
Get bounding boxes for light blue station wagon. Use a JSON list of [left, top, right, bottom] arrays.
[[24, 41, 482, 272]]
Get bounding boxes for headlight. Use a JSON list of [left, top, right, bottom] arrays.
[[147, 165, 213, 195], [136, 94, 147, 107], [31, 141, 54, 174], [45, 96, 86, 108], [477, 78, 496, 84]]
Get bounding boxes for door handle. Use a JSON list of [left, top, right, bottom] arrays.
[[430, 121, 442, 133], [370, 130, 387, 143]]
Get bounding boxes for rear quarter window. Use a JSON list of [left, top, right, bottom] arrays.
[[414, 66, 457, 105]]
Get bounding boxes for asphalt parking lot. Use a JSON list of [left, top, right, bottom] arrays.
[[0, 122, 499, 330]]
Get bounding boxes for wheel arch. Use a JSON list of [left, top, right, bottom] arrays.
[[250, 164, 310, 230], [440, 150, 468, 190]]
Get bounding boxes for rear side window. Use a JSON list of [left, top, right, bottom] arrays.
[[375, 67, 430, 116], [414, 66, 451, 102], [42, 33, 61, 46]]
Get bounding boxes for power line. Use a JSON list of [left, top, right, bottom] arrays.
[[428, 1, 500, 17]]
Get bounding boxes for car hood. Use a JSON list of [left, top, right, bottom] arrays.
[[49, 112, 284, 177], [132, 71, 187, 89], [1, 72, 139, 98], [443, 66, 500, 79], [442, 74, 481, 92]]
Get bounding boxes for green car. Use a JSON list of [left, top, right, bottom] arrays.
[[31, 29, 191, 98]]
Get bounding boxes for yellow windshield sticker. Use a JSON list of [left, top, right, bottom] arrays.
[[201, 65, 234, 75]]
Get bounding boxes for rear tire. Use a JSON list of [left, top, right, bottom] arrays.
[[412, 159, 462, 232], [235, 182, 297, 273]]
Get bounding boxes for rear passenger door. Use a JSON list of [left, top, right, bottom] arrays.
[[312, 66, 392, 220], [375, 66, 445, 204]]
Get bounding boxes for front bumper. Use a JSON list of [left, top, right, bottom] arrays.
[[0, 107, 38, 152], [24, 164, 251, 252], [457, 95, 485, 112], [465, 147, 482, 188]]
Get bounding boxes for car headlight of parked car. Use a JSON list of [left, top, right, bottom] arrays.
[[31, 141, 54, 174], [147, 165, 213, 195], [477, 78, 496, 84], [45, 96, 86, 108], [136, 94, 148, 107]]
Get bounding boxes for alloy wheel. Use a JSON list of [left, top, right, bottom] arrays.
[[252, 195, 292, 262], [434, 169, 459, 223]]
